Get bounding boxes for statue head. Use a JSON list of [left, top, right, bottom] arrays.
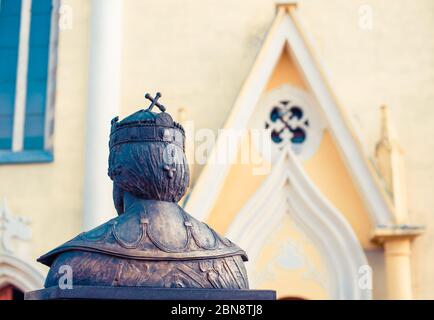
[[108, 93, 189, 215]]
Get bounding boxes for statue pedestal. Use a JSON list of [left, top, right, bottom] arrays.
[[25, 286, 276, 300]]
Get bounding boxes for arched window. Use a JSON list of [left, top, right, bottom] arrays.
[[0, 254, 44, 299], [0, 283, 24, 300]]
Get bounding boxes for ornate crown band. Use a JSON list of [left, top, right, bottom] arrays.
[[109, 92, 185, 150], [109, 124, 185, 150]]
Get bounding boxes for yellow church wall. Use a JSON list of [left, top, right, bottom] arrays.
[[303, 131, 374, 249], [207, 135, 268, 234], [0, 0, 90, 274], [266, 46, 308, 92]]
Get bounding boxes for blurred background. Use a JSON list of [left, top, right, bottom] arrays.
[[0, 0, 433, 300]]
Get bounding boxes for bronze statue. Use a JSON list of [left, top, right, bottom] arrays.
[[37, 93, 249, 290]]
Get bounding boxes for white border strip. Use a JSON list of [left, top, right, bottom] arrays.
[[44, 0, 60, 150], [12, 0, 32, 152]]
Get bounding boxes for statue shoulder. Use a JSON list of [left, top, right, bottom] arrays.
[[38, 204, 248, 267], [37, 216, 119, 266]]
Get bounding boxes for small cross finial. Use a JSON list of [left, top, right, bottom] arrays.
[[145, 92, 166, 112]]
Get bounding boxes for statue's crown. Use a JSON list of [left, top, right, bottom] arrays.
[[109, 92, 185, 150]]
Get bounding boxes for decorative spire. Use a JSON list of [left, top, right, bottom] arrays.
[[375, 105, 408, 224]]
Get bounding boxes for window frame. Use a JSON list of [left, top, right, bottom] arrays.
[[0, 0, 59, 164]]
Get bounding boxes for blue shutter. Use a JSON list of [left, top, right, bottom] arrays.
[[0, 0, 22, 149], [23, 0, 52, 150]]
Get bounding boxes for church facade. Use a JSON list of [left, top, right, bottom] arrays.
[[0, 0, 433, 300]]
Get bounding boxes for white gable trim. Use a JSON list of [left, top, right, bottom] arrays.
[[226, 148, 372, 299], [285, 10, 393, 226], [185, 7, 394, 226]]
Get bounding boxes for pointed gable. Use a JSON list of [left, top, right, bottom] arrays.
[[186, 3, 394, 232]]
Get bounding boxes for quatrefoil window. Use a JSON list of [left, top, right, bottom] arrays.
[[265, 100, 310, 147], [252, 85, 325, 162]]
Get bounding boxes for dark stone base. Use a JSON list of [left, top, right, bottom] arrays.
[[25, 286, 276, 300]]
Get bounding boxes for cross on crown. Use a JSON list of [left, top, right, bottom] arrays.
[[145, 92, 166, 112]]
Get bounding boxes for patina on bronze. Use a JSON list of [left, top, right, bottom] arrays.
[[31, 93, 261, 296]]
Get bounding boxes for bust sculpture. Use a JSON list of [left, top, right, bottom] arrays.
[[36, 93, 250, 291]]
